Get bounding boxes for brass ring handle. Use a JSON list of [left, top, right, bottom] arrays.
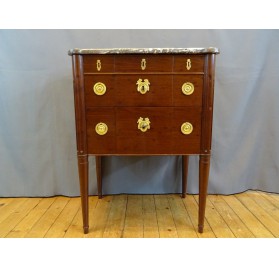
[[93, 82, 106, 95], [182, 82, 194, 95], [136, 79, 150, 94], [95, 122, 108, 135], [181, 122, 193, 135], [137, 117, 151, 132]]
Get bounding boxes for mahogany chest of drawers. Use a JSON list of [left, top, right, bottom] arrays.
[[68, 48, 219, 234]]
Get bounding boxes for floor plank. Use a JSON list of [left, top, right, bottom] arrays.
[[223, 195, 274, 238], [44, 197, 81, 238], [103, 195, 127, 238], [0, 198, 29, 224], [0, 198, 42, 237], [154, 195, 178, 238], [168, 195, 198, 238], [1, 192, 279, 238], [236, 193, 279, 237], [142, 195, 160, 238], [208, 195, 254, 238], [193, 195, 235, 238], [85, 195, 112, 238], [6, 198, 56, 238], [122, 195, 144, 238], [24, 196, 69, 238]]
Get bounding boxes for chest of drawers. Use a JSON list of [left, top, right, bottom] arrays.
[[69, 48, 219, 234]]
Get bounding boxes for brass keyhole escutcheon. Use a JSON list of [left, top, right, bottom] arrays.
[[136, 79, 150, 94], [137, 117, 151, 132], [93, 82, 106, 95], [141, 59, 146, 70], [186, 59, 191, 70], [97, 60, 101, 71], [182, 82, 194, 95], [181, 122, 193, 135], [95, 122, 108, 135]]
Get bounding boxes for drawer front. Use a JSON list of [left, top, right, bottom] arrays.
[[84, 75, 115, 107], [115, 75, 172, 106], [83, 55, 114, 73], [116, 107, 172, 154], [173, 55, 204, 72], [115, 107, 201, 154], [172, 107, 201, 154], [86, 108, 115, 154], [173, 75, 203, 107], [115, 55, 172, 72]]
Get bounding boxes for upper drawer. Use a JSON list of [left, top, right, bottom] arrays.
[[83, 55, 114, 73], [173, 55, 204, 72], [115, 55, 172, 72]]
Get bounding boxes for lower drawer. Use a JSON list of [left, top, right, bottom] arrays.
[[86, 107, 201, 155]]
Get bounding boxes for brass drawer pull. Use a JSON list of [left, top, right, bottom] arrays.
[[181, 122, 193, 135], [96, 59, 101, 71], [93, 82, 106, 95], [186, 59, 191, 70], [137, 117, 151, 132], [95, 122, 108, 135], [141, 59, 146, 70], [136, 79, 150, 94], [182, 82, 194, 95]]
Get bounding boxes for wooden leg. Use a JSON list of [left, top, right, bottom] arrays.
[[198, 154, 210, 233], [78, 154, 89, 234], [95, 156, 102, 199], [182, 155, 189, 198]]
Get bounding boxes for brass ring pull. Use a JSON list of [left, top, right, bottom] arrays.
[[182, 82, 194, 95], [95, 122, 108, 135], [93, 82, 106, 95], [181, 122, 193, 135], [137, 117, 151, 132], [136, 79, 150, 94]]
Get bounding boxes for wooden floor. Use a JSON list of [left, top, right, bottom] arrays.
[[0, 191, 278, 238]]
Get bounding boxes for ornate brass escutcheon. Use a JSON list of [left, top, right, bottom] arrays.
[[96, 59, 101, 71], [137, 117, 151, 132], [182, 82, 194, 95], [93, 82, 106, 95], [95, 122, 108, 135], [141, 58, 146, 70], [186, 59, 191, 70], [136, 79, 150, 94], [181, 122, 193, 135]]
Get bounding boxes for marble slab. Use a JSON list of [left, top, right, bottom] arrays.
[[68, 47, 220, 55]]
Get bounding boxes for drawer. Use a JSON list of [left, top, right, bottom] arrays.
[[115, 75, 172, 106], [173, 55, 204, 72], [84, 75, 115, 107], [115, 107, 201, 154], [86, 108, 115, 154], [173, 75, 203, 107], [115, 55, 172, 72], [83, 55, 114, 73]]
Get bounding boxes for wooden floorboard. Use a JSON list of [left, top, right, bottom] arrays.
[[1, 191, 278, 238]]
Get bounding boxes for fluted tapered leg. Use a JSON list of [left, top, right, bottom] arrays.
[[198, 155, 210, 233], [95, 156, 102, 199], [182, 155, 189, 198], [78, 154, 89, 234]]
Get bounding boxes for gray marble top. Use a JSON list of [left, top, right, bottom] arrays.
[[68, 47, 220, 55]]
